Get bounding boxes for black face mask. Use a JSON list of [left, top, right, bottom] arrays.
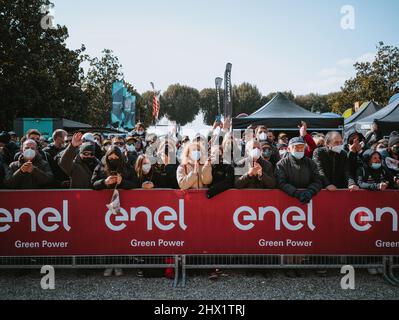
[[108, 159, 121, 171], [82, 157, 95, 166]]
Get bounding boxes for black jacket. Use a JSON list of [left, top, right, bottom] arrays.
[[275, 153, 322, 198], [91, 164, 138, 190], [235, 157, 277, 189], [43, 143, 69, 187], [207, 163, 235, 198], [59, 144, 100, 189], [313, 147, 353, 188], [5, 154, 54, 189], [356, 165, 396, 190], [155, 163, 180, 189]]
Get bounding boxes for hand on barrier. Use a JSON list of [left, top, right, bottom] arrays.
[[299, 191, 313, 204]]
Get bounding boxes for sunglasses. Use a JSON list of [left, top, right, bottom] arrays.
[[113, 142, 125, 147]]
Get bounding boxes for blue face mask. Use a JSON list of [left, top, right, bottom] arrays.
[[291, 151, 305, 160], [371, 163, 382, 170], [377, 148, 389, 159]]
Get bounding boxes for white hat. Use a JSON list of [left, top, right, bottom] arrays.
[[82, 133, 95, 144]]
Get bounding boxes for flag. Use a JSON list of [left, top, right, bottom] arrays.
[[343, 108, 353, 119], [106, 189, 120, 215], [223, 63, 233, 119], [151, 82, 161, 120], [215, 77, 223, 116]]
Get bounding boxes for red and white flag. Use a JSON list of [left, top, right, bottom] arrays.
[[150, 82, 160, 120]]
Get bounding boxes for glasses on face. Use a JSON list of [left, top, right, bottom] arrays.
[[113, 142, 125, 147], [82, 152, 94, 157]]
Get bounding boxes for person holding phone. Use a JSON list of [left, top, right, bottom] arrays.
[[91, 146, 138, 190]]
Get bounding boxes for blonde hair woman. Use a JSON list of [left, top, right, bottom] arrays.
[[176, 141, 213, 190]]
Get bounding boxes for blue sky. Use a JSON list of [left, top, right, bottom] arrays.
[[52, 0, 399, 95]]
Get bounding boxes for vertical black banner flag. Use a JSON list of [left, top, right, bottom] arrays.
[[223, 63, 233, 119], [215, 77, 223, 116]]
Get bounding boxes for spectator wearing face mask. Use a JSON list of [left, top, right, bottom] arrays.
[[254, 127, 280, 166], [235, 140, 276, 189], [82, 132, 104, 161], [5, 139, 54, 189], [177, 141, 212, 190], [125, 136, 139, 168], [260, 141, 280, 167], [135, 154, 163, 189], [383, 133, 399, 183], [357, 150, 398, 191], [91, 146, 138, 190], [131, 123, 146, 140], [59, 133, 100, 189], [14, 129, 51, 163], [313, 131, 359, 191], [275, 137, 322, 204]]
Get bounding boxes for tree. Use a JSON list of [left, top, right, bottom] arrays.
[[199, 88, 223, 125], [83, 49, 123, 127], [329, 43, 399, 114], [232, 83, 263, 116], [294, 93, 331, 113], [0, 0, 88, 130], [161, 84, 201, 126]]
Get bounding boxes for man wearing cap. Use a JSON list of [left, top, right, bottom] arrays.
[[59, 132, 100, 189], [275, 137, 322, 204], [313, 132, 359, 191], [5, 139, 54, 189]]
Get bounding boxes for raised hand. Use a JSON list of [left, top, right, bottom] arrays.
[[71, 132, 83, 148]]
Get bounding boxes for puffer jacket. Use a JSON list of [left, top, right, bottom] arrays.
[[177, 162, 213, 190], [275, 153, 322, 198]]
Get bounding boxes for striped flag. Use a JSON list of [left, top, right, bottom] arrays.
[[150, 82, 161, 120]]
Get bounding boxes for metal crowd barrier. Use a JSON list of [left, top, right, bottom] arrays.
[[181, 255, 398, 287], [0, 254, 398, 287], [0, 255, 180, 288]]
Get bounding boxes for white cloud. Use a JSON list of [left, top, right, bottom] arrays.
[[302, 52, 376, 94]]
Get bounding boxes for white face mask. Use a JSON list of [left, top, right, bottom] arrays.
[[23, 149, 36, 160], [142, 164, 151, 174], [126, 145, 136, 152], [331, 145, 344, 154], [258, 133, 267, 141], [250, 148, 261, 160], [117, 146, 125, 153], [191, 150, 202, 162]]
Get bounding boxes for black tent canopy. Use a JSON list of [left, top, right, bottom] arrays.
[[344, 101, 382, 133], [232, 92, 344, 131], [356, 99, 399, 136]]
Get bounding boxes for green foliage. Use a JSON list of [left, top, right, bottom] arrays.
[[329, 43, 399, 114], [0, 0, 89, 130], [161, 84, 201, 126], [232, 83, 263, 116], [83, 49, 123, 127]]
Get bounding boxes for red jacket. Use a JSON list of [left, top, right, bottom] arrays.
[[304, 134, 317, 158]]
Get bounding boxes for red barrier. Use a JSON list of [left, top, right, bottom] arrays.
[[0, 190, 398, 256]]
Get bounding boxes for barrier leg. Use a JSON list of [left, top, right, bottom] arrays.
[[172, 255, 179, 288], [383, 256, 398, 286], [180, 255, 186, 288]]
